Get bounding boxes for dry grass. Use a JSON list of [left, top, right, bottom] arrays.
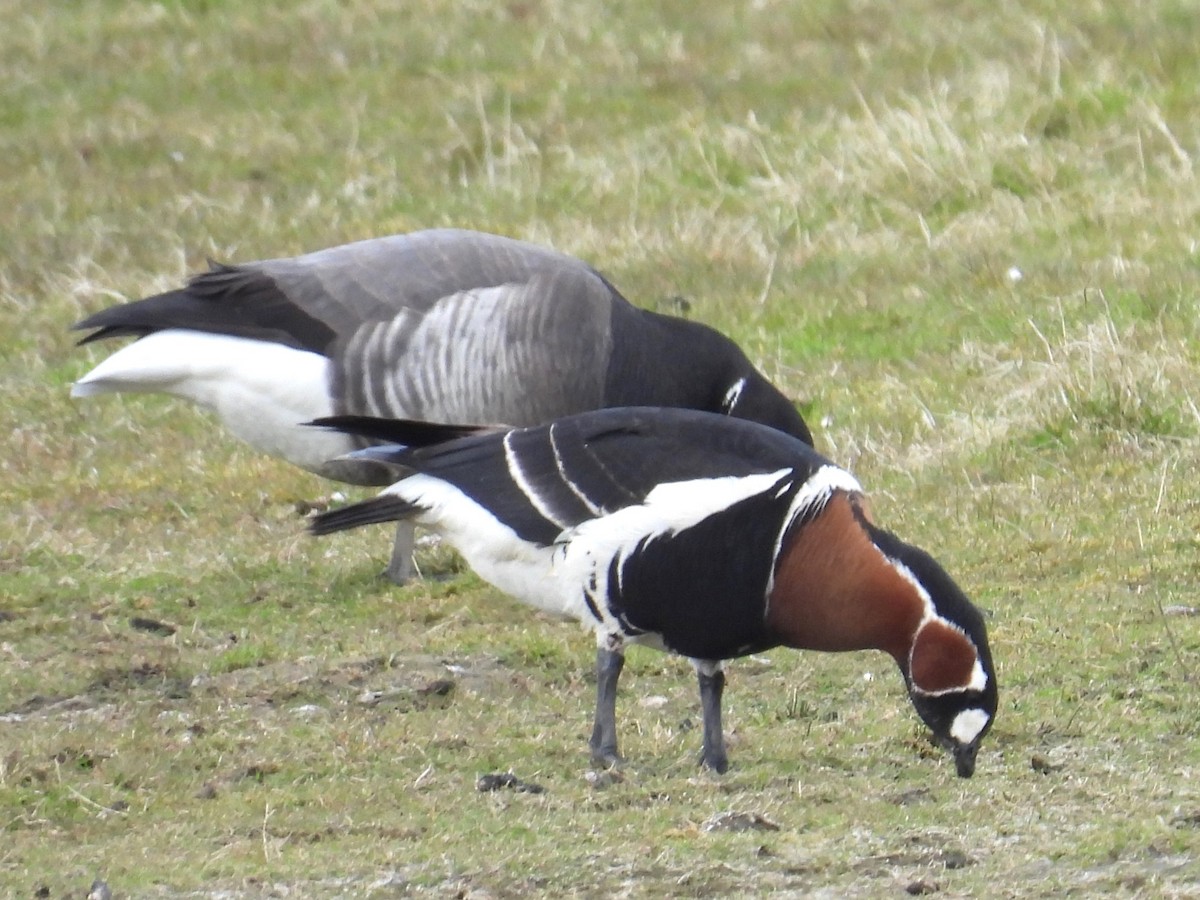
[[2, 0, 1199, 896]]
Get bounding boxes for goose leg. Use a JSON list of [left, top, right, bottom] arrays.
[[693, 659, 728, 774], [589, 646, 625, 767], [385, 522, 416, 585]]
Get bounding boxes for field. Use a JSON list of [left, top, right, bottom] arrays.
[[2, 0, 1199, 895]]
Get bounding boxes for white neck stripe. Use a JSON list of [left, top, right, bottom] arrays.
[[764, 465, 863, 601], [890, 557, 989, 696]]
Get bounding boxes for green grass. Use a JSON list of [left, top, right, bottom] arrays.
[[3, 0, 1200, 895]]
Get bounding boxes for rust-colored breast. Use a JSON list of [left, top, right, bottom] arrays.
[[766, 493, 924, 660]]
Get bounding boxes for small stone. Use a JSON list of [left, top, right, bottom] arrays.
[[940, 849, 973, 869], [1031, 754, 1064, 774], [88, 879, 113, 900], [893, 787, 932, 806], [662, 295, 692, 315], [418, 678, 455, 697], [293, 498, 328, 516], [129, 616, 176, 636], [700, 811, 780, 833], [584, 769, 624, 790], [238, 763, 279, 782], [476, 772, 545, 794]]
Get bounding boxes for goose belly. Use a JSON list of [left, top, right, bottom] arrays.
[[72, 330, 355, 475]]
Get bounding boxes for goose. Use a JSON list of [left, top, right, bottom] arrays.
[[71, 229, 813, 583], [309, 407, 997, 777]]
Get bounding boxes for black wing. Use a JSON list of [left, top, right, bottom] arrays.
[[316, 407, 826, 545]]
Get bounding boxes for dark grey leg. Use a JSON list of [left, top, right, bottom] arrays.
[[694, 660, 728, 774], [385, 522, 416, 585], [589, 646, 625, 767]]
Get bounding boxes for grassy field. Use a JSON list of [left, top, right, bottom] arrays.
[[3, 0, 1199, 895]]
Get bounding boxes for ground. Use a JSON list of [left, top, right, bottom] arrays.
[[2, 0, 1198, 896]]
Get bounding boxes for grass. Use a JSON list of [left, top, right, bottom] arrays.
[[3, 0, 1199, 895]]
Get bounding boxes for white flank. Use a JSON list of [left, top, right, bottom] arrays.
[[721, 377, 747, 413], [379, 469, 794, 644], [384, 473, 589, 622], [503, 431, 572, 530], [950, 708, 991, 745], [640, 471, 791, 521], [561, 470, 792, 633], [72, 330, 353, 475]]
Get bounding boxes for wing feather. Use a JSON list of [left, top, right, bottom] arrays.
[[314, 408, 826, 547], [331, 270, 611, 425]]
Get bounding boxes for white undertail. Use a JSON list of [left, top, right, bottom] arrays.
[[72, 330, 354, 476]]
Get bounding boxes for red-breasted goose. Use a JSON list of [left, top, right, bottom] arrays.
[[71, 229, 812, 582], [310, 407, 997, 777]]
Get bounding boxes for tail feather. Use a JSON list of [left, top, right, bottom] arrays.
[[72, 265, 336, 354], [74, 322, 153, 346], [310, 494, 420, 536], [308, 415, 494, 448], [73, 288, 195, 345]]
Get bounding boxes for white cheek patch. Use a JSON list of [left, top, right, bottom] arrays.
[[767, 465, 864, 594], [950, 708, 991, 745]]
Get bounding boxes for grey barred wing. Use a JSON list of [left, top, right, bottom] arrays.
[[330, 268, 612, 425]]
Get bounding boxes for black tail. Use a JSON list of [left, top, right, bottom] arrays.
[[310, 495, 420, 536], [72, 288, 194, 345], [308, 415, 495, 448], [72, 264, 336, 354]]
